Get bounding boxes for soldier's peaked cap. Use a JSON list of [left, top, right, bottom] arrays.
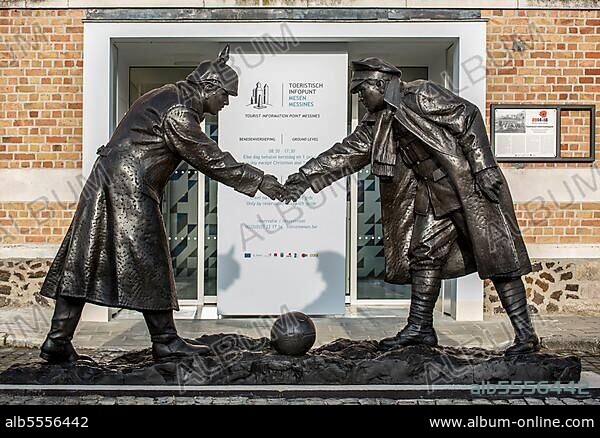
[[186, 45, 239, 96], [350, 57, 402, 93]]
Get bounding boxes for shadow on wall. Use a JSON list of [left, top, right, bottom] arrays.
[[214, 249, 345, 315], [302, 251, 346, 316], [216, 246, 240, 291]]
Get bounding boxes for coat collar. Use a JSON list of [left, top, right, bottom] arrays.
[[383, 77, 405, 111], [361, 78, 406, 124], [175, 80, 206, 118]]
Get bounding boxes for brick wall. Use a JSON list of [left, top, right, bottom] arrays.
[[0, 201, 76, 244], [483, 9, 600, 168], [560, 109, 592, 159], [0, 9, 84, 169], [483, 9, 600, 245], [515, 201, 600, 244]]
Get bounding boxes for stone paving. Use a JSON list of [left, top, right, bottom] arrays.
[[1, 306, 599, 353], [0, 394, 598, 405]]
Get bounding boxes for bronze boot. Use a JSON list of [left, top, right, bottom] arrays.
[[143, 310, 210, 362], [494, 278, 540, 356], [40, 296, 91, 363], [380, 270, 440, 349]]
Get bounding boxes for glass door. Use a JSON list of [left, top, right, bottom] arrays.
[[201, 116, 219, 304]]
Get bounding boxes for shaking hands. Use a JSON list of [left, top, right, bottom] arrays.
[[259, 174, 287, 201], [282, 172, 311, 203], [258, 172, 311, 203]]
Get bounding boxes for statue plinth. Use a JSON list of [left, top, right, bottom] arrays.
[[1, 334, 580, 386]]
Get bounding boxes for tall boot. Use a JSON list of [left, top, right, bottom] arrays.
[[143, 310, 210, 362], [493, 277, 540, 356], [380, 270, 441, 348], [40, 296, 90, 363]]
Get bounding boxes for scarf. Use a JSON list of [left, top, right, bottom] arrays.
[[371, 107, 397, 178], [370, 78, 405, 178]]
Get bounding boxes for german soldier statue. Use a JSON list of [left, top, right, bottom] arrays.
[[39, 46, 287, 363]]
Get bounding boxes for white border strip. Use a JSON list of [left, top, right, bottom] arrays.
[[526, 244, 600, 259], [0, 169, 83, 203], [0, 245, 61, 259], [0, 384, 473, 391], [0, 371, 597, 393], [504, 167, 600, 203], [3, 244, 599, 260]]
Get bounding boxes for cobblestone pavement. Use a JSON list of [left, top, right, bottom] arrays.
[[581, 355, 600, 374]]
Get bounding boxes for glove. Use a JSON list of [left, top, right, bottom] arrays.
[[259, 174, 286, 201], [283, 172, 311, 203], [475, 167, 503, 204]]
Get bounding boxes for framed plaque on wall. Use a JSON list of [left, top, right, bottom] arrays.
[[491, 104, 595, 163]]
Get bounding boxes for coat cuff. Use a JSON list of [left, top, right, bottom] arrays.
[[466, 147, 497, 175], [235, 164, 264, 197], [300, 159, 332, 193]]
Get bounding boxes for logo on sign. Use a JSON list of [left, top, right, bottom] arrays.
[[532, 110, 549, 124], [248, 81, 271, 109]]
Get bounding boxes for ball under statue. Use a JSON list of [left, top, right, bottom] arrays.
[[270, 311, 316, 356]]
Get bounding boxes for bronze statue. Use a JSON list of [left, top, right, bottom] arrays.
[[285, 57, 539, 356], [39, 46, 286, 363]]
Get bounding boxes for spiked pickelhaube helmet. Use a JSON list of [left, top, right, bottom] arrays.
[[186, 45, 239, 96]]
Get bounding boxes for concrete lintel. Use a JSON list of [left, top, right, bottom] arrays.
[[83, 7, 482, 22]]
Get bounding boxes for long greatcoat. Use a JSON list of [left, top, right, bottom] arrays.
[[300, 79, 531, 283], [40, 81, 264, 311]]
